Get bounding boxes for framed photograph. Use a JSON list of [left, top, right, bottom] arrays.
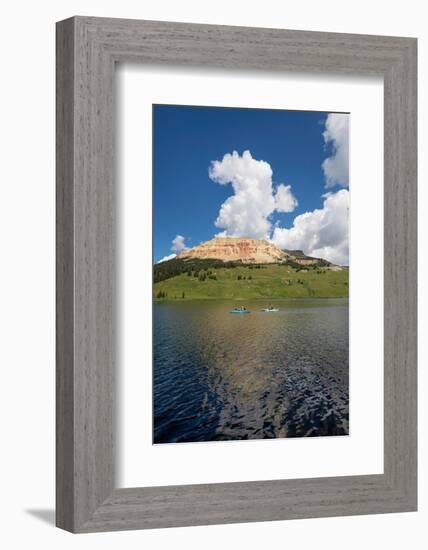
[[56, 16, 417, 532], [152, 105, 350, 445]]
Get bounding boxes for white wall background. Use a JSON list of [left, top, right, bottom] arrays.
[[0, 1, 425, 548]]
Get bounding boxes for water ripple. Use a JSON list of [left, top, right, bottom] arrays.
[[153, 298, 349, 443]]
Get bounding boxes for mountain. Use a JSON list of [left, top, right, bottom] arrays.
[[177, 237, 291, 264], [154, 237, 347, 299], [154, 237, 340, 287]]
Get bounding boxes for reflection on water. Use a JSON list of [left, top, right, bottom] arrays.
[[153, 299, 349, 443]]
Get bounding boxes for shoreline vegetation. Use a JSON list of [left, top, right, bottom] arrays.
[[154, 260, 349, 301]]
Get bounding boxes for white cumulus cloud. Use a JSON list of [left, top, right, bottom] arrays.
[[157, 253, 176, 264], [271, 189, 349, 265], [156, 234, 188, 263], [208, 150, 297, 240], [275, 184, 298, 213], [171, 234, 188, 253], [322, 113, 349, 188]]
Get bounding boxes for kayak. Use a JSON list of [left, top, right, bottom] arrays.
[[261, 308, 279, 312], [230, 309, 250, 314]]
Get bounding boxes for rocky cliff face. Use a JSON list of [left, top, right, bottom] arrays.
[[177, 237, 291, 264]]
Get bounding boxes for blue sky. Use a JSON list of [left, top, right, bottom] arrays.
[[153, 104, 349, 265]]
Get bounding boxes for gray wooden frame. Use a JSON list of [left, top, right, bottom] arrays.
[[56, 16, 417, 533]]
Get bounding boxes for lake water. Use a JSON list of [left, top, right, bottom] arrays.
[[153, 298, 349, 443]]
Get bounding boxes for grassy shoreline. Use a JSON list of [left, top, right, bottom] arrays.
[[154, 264, 348, 301]]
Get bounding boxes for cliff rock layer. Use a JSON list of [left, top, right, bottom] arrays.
[[178, 237, 291, 264]]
